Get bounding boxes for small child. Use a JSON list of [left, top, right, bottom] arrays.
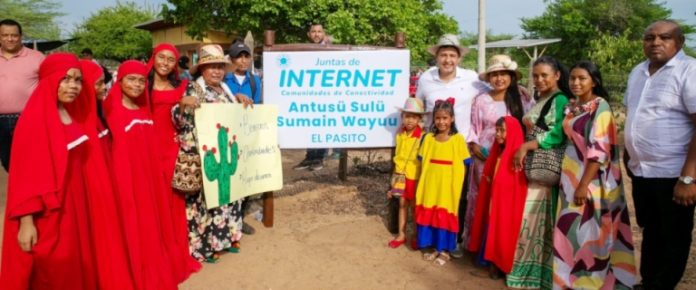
[[387, 97, 427, 249], [468, 116, 527, 279], [415, 97, 471, 266]]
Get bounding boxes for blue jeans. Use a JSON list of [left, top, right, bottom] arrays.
[[0, 113, 19, 172]]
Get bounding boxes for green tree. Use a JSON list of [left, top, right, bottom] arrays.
[[161, 0, 459, 63], [0, 0, 62, 40], [589, 30, 644, 101], [520, 0, 682, 64], [70, 2, 155, 61]]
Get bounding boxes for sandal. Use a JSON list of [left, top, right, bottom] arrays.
[[205, 253, 220, 263], [423, 251, 439, 261], [433, 252, 450, 266], [388, 239, 406, 248], [228, 241, 241, 253]]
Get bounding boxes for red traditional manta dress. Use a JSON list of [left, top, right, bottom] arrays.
[[146, 43, 201, 282], [104, 60, 178, 289], [467, 116, 528, 274], [0, 53, 132, 289]]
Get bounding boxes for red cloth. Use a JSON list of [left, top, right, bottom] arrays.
[[0, 53, 131, 289], [467, 116, 528, 274], [79, 59, 136, 290], [403, 178, 417, 200], [147, 43, 201, 281], [105, 60, 178, 289]]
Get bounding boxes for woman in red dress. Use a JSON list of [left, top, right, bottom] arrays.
[[0, 53, 132, 289], [146, 43, 201, 280], [104, 60, 180, 289]]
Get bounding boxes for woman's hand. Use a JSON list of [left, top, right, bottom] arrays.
[[17, 215, 37, 252], [514, 146, 528, 171], [470, 143, 487, 161], [573, 186, 588, 206], [235, 93, 254, 108], [179, 95, 199, 112]]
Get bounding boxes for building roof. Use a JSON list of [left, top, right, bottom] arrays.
[[22, 38, 73, 52], [469, 38, 562, 49], [133, 18, 179, 31]]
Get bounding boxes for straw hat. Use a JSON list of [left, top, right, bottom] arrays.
[[427, 34, 469, 56], [190, 44, 231, 74], [396, 97, 427, 114], [479, 54, 522, 82]]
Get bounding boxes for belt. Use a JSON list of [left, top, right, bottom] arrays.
[[0, 113, 19, 118], [430, 159, 453, 165]]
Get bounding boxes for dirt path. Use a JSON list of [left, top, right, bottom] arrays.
[[1, 149, 695, 289]]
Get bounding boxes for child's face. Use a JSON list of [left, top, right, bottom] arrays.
[[495, 122, 507, 144], [434, 109, 453, 133], [401, 112, 421, 131]]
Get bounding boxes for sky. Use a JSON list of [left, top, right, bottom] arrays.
[[58, 0, 695, 44]]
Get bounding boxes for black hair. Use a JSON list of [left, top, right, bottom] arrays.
[[647, 19, 686, 45], [569, 60, 610, 101], [533, 55, 572, 99], [498, 71, 525, 128], [178, 55, 190, 69], [429, 100, 458, 135], [81, 48, 93, 56], [148, 69, 182, 95], [0, 19, 22, 35], [96, 101, 110, 133], [495, 117, 505, 127]]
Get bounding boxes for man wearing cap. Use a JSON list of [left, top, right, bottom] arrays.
[[416, 34, 487, 257], [224, 39, 262, 104], [0, 19, 44, 172]]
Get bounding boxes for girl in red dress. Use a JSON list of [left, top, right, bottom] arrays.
[[145, 43, 201, 281], [104, 60, 180, 289], [0, 53, 132, 289]]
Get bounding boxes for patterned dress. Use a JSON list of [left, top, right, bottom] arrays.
[[553, 98, 636, 289], [507, 92, 569, 289], [415, 133, 470, 252], [462, 92, 534, 246], [173, 79, 243, 262]]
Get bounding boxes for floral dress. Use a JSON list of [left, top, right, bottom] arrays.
[[552, 98, 636, 289], [172, 78, 243, 262]]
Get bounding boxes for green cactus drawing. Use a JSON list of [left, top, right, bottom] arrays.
[[202, 123, 239, 205]]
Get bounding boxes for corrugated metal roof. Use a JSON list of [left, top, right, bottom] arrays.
[[469, 38, 562, 49]]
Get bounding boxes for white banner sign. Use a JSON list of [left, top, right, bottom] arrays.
[[195, 104, 283, 209], [263, 50, 410, 148]]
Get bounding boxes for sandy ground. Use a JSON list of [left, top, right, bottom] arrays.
[[1, 149, 695, 290]]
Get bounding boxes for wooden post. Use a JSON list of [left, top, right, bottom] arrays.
[[262, 30, 276, 228], [395, 32, 405, 48], [338, 150, 348, 181]]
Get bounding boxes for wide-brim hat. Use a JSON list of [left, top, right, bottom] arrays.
[[396, 97, 428, 114], [479, 54, 522, 82], [427, 34, 469, 56], [190, 44, 231, 75]]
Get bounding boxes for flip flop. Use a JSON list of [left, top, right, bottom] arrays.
[[388, 239, 406, 248]]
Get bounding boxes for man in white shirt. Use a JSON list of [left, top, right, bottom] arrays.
[[416, 34, 487, 257], [624, 20, 696, 290]]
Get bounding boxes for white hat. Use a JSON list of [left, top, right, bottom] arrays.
[[478, 54, 522, 82], [427, 34, 469, 56]]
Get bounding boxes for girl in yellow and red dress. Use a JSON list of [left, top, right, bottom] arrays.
[[387, 97, 427, 250], [415, 97, 471, 266]]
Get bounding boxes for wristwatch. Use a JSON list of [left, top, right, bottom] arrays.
[[679, 176, 695, 185]]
